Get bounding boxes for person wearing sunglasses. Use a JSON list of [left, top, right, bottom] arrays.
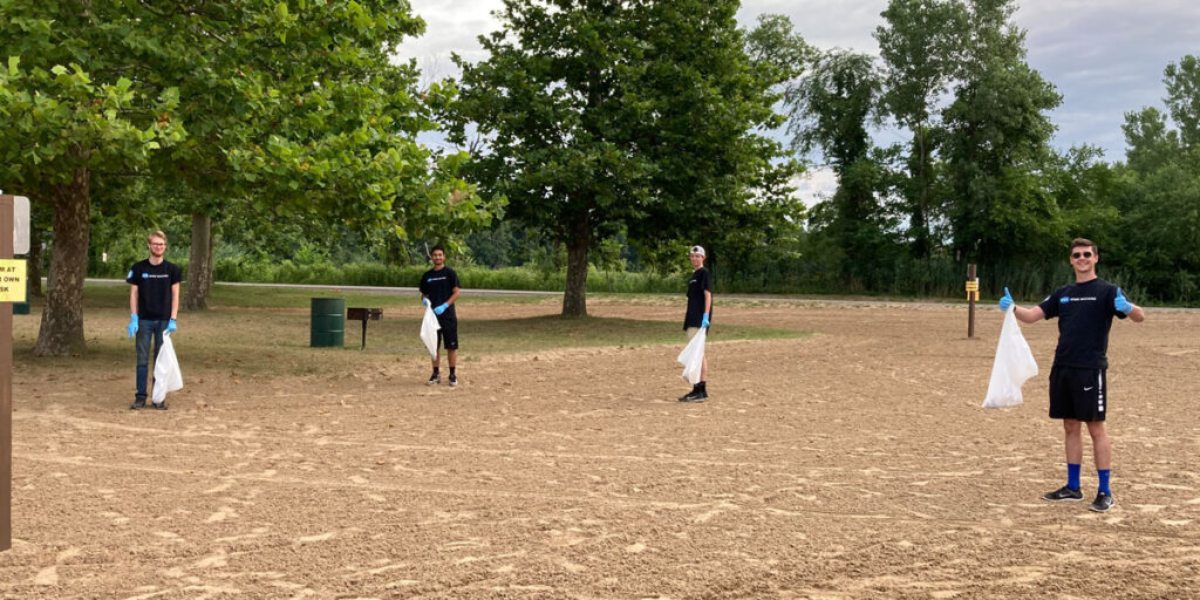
[[998, 238, 1144, 513], [125, 230, 181, 410]]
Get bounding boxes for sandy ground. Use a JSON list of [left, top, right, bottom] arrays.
[[1, 300, 1198, 599]]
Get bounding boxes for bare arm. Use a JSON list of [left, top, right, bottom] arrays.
[[446, 287, 460, 306], [130, 286, 138, 316], [171, 282, 179, 319], [704, 290, 712, 314], [1126, 304, 1145, 323], [1012, 305, 1044, 324]]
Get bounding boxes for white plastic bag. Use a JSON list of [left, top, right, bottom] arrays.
[[982, 307, 1038, 408], [677, 328, 707, 385], [152, 334, 183, 405], [419, 305, 442, 359]]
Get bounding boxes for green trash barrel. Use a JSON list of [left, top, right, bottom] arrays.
[[310, 298, 345, 348]]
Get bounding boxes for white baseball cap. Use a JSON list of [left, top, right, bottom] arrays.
[[689, 245, 706, 257]]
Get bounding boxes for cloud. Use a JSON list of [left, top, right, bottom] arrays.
[[399, 0, 1200, 160], [792, 167, 839, 206]]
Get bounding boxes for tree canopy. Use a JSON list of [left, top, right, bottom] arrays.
[[447, 0, 802, 316], [1, 0, 500, 354]]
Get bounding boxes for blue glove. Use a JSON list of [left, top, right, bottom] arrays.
[[126, 314, 139, 338], [1114, 288, 1133, 314], [422, 298, 430, 307], [434, 303, 448, 316], [166, 318, 177, 335], [701, 313, 710, 328], [998, 287, 1013, 311]]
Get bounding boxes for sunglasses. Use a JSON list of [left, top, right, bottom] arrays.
[[1071, 251, 1093, 259]]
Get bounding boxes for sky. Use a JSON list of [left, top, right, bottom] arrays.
[[396, 0, 1200, 200]]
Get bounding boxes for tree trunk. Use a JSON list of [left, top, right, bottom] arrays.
[[910, 125, 932, 259], [27, 232, 43, 297], [33, 163, 91, 356], [561, 213, 591, 318], [184, 212, 214, 310]]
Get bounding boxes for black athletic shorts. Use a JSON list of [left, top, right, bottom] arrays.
[[1048, 366, 1107, 422], [436, 320, 458, 351]]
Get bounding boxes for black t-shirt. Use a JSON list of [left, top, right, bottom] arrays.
[[683, 267, 712, 330], [1038, 278, 1127, 369], [419, 267, 459, 321], [126, 259, 182, 320]]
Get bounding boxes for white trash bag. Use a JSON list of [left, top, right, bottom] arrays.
[[677, 328, 707, 385], [152, 334, 184, 405], [982, 306, 1039, 409], [419, 305, 442, 359]]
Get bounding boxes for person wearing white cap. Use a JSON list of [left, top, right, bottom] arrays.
[[680, 245, 712, 402]]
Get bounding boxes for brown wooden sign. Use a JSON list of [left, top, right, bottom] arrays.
[[0, 195, 14, 551]]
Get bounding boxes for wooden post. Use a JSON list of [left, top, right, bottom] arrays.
[[0, 195, 14, 551], [967, 263, 978, 339]]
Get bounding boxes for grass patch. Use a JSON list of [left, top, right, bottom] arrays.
[[16, 284, 808, 381]]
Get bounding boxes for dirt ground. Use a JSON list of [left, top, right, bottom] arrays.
[[2, 300, 1198, 599]]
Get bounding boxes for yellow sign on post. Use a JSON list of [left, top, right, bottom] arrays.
[[965, 279, 979, 301], [0, 260, 26, 303]]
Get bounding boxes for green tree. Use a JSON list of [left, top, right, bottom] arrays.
[[939, 0, 1064, 266], [1113, 56, 1200, 303], [875, 0, 965, 257], [0, 3, 186, 355], [1164, 54, 1200, 148], [144, 2, 495, 310], [1, 1, 498, 354], [448, 0, 799, 316], [785, 49, 895, 277], [1043, 145, 1121, 250]]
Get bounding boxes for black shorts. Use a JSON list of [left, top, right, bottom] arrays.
[[1049, 366, 1107, 422], [436, 319, 458, 351]]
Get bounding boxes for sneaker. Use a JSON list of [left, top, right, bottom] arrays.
[[448, 374, 458, 387], [426, 373, 440, 386], [151, 401, 168, 411], [678, 389, 708, 403], [130, 399, 146, 410], [1042, 485, 1084, 502], [1089, 492, 1115, 513]]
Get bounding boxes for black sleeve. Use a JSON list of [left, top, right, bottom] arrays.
[[450, 269, 461, 290], [1038, 288, 1061, 319], [1110, 284, 1128, 319], [418, 274, 429, 296], [170, 263, 182, 285], [700, 269, 712, 292], [126, 264, 138, 285]]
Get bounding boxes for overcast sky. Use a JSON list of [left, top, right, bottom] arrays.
[[396, 0, 1200, 198]]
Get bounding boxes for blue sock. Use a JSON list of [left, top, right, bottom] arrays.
[[1098, 469, 1111, 495], [1067, 464, 1081, 491]]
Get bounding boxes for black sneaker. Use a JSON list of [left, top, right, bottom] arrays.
[[426, 373, 440, 386], [1089, 492, 1115, 513], [151, 401, 168, 410], [130, 399, 146, 410], [1042, 485, 1084, 502], [448, 374, 458, 387], [678, 389, 708, 403]]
